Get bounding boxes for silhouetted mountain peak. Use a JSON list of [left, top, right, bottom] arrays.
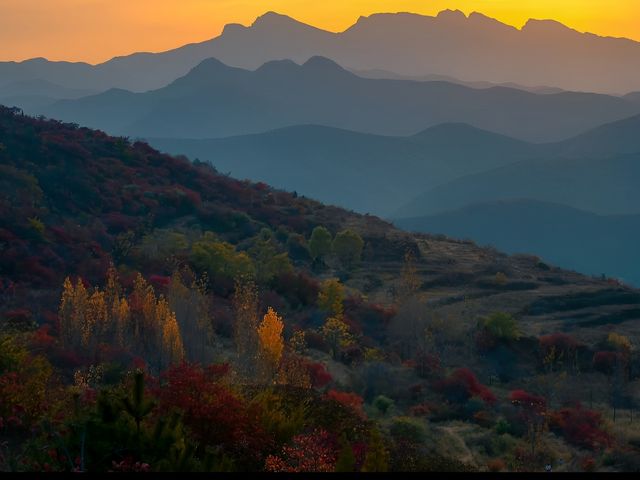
[[302, 56, 351, 75], [468, 11, 517, 30], [166, 57, 245, 90], [188, 57, 232, 75], [522, 18, 573, 35], [220, 22, 246, 35], [436, 9, 467, 22], [251, 11, 312, 31]]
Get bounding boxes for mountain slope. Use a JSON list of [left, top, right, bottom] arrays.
[[395, 112, 640, 218], [149, 123, 537, 217], [394, 152, 640, 218], [2, 10, 640, 94], [43, 56, 640, 142], [395, 199, 640, 286], [351, 68, 565, 94], [2, 105, 639, 346], [551, 114, 640, 158]]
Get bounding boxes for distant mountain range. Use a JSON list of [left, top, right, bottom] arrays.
[[0, 78, 98, 112], [393, 113, 640, 219], [394, 151, 640, 218], [349, 69, 566, 95], [1, 10, 640, 95], [151, 110, 640, 285], [150, 113, 640, 217], [42, 56, 640, 143], [150, 123, 537, 217], [395, 199, 640, 286]]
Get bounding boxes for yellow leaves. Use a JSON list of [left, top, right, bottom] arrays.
[[318, 278, 345, 319], [114, 297, 130, 347], [608, 332, 632, 353], [258, 307, 285, 373], [160, 298, 185, 367], [321, 316, 354, 360], [58, 270, 186, 371], [86, 290, 107, 347], [59, 277, 89, 349], [364, 347, 385, 362], [255, 308, 310, 388]]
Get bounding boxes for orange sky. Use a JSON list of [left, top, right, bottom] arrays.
[[1, 0, 639, 64]]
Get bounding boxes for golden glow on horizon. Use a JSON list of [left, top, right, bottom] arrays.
[[1, 0, 639, 63]]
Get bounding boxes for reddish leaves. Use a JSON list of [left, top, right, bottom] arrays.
[[324, 389, 365, 417], [265, 429, 337, 472], [549, 404, 611, 450], [436, 368, 496, 405]]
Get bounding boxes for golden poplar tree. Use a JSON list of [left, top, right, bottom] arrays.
[[59, 277, 77, 348], [158, 295, 184, 368], [167, 269, 213, 363], [257, 307, 285, 382], [114, 297, 131, 348], [73, 279, 89, 347], [85, 290, 107, 348]]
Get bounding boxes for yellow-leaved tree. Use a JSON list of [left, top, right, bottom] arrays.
[[257, 307, 284, 383], [321, 316, 354, 360], [318, 278, 345, 319], [167, 269, 213, 364], [158, 295, 185, 368], [58, 269, 186, 372]]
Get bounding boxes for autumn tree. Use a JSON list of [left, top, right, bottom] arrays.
[[275, 331, 311, 388], [59, 277, 85, 349], [322, 316, 354, 361], [257, 307, 285, 383], [130, 273, 161, 360], [277, 352, 312, 389], [85, 290, 107, 352], [232, 277, 260, 376], [167, 269, 214, 364], [361, 427, 390, 472], [478, 312, 521, 351], [317, 279, 352, 360], [309, 226, 332, 265], [59, 271, 184, 371], [318, 278, 345, 319], [332, 229, 364, 269], [157, 296, 185, 369], [191, 232, 254, 282]]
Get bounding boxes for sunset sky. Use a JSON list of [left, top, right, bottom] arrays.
[[2, 0, 639, 63]]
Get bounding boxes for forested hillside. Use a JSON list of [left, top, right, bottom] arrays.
[[2, 107, 640, 472]]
